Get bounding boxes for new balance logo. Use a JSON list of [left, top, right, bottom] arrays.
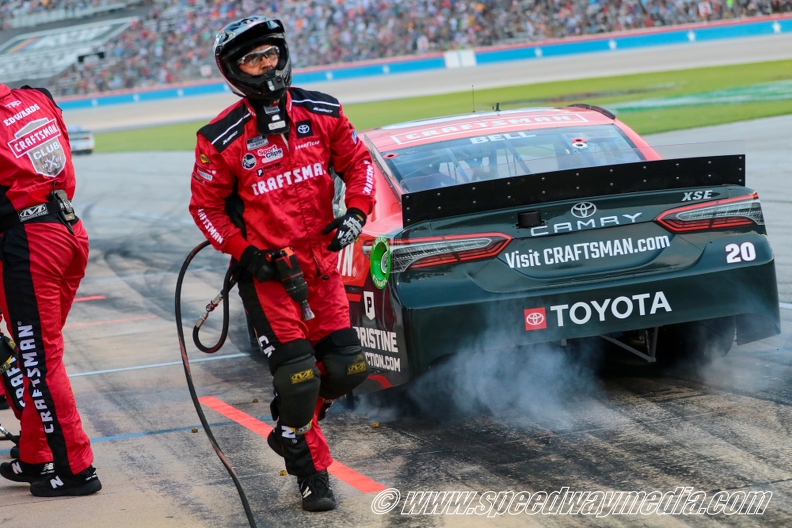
[[49, 476, 64, 488], [43, 463, 54, 472], [280, 425, 296, 439], [302, 488, 312, 498]]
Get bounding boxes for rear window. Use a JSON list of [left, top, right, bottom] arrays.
[[381, 125, 643, 193]]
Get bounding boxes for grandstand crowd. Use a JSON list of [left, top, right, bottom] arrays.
[[2, 0, 791, 96]]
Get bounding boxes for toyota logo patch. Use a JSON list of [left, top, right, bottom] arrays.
[[524, 308, 547, 330], [571, 202, 597, 218], [295, 120, 314, 138]]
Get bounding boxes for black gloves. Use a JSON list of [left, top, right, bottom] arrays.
[[322, 208, 366, 252], [239, 246, 277, 282]]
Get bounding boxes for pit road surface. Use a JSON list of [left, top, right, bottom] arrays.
[[0, 35, 790, 527]]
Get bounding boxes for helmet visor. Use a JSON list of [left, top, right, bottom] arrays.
[[236, 45, 280, 67]]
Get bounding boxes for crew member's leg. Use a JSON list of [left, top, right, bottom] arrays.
[[0, 222, 99, 495], [307, 273, 368, 412], [239, 274, 336, 510]]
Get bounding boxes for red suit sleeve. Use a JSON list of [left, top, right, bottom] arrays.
[[188, 134, 249, 260], [328, 107, 376, 216]]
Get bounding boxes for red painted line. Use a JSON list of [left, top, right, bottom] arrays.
[[200, 395, 387, 494], [64, 314, 158, 328], [74, 295, 106, 302], [200, 396, 273, 437], [368, 374, 393, 389]]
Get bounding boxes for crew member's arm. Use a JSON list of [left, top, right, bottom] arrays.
[[327, 107, 375, 217], [188, 134, 250, 261]]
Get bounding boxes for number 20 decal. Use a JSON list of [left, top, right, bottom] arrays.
[[725, 242, 756, 263]]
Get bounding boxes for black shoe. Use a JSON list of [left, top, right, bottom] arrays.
[[267, 430, 283, 458], [10, 445, 19, 459], [0, 459, 55, 483], [0, 395, 9, 410], [298, 469, 336, 512], [30, 466, 101, 497]]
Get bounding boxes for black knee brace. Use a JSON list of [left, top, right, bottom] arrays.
[[314, 328, 369, 400], [270, 339, 321, 430]]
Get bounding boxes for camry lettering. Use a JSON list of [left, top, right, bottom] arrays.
[[251, 163, 325, 196], [506, 236, 671, 268], [682, 190, 714, 201], [528, 213, 642, 236], [548, 291, 672, 327]]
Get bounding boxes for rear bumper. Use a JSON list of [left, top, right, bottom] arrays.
[[402, 259, 779, 374]]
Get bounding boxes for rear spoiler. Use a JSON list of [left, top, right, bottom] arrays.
[[401, 154, 745, 227]]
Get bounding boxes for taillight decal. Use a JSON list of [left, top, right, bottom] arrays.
[[656, 192, 763, 233], [373, 233, 513, 272]]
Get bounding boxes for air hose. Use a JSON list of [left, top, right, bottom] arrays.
[[174, 240, 258, 528]]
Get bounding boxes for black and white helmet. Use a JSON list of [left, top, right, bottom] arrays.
[[214, 16, 292, 102]]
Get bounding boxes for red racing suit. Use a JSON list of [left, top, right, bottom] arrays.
[[0, 84, 93, 476], [189, 87, 375, 476]]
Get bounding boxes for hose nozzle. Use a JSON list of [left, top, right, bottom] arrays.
[[300, 301, 315, 321], [195, 292, 224, 329]]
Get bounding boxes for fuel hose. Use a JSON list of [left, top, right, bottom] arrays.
[[174, 240, 258, 528]]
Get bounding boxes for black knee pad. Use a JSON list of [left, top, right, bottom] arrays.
[[314, 328, 369, 400], [271, 340, 321, 429]]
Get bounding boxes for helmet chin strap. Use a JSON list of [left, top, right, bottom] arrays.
[[252, 95, 290, 136]]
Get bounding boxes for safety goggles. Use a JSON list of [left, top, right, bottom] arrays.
[[236, 46, 280, 67]]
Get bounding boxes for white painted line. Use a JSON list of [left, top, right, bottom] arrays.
[[70, 353, 249, 377], [68, 304, 792, 378]]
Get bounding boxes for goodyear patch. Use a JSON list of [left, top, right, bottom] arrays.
[[291, 369, 315, 384]]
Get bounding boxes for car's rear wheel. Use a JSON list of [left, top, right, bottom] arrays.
[[656, 316, 736, 367]]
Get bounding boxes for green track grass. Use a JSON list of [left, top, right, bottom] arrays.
[[93, 58, 792, 152]]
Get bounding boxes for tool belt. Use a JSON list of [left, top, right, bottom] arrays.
[[0, 190, 78, 234]]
